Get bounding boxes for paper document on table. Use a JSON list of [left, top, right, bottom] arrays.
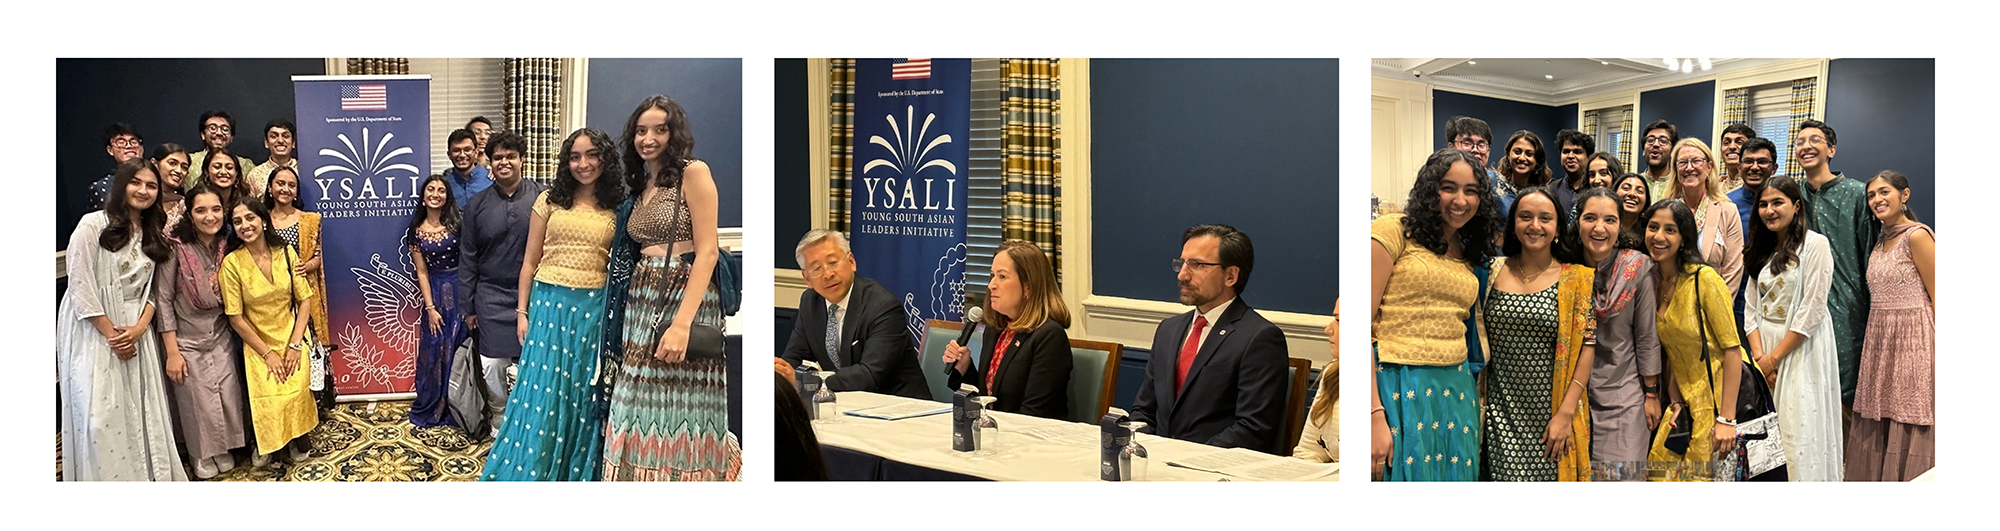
[[1012, 424, 1099, 447], [844, 401, 952, 420], [1167, 447, 1339, 481]]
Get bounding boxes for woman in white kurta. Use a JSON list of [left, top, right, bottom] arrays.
[[1742, 176, 1843, 481], [56, 159, 186, 481]]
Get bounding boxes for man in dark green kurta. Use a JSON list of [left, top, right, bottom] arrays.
[[1794, 119, 1878, 406]]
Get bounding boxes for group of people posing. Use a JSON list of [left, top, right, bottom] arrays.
[[774, 224, 1342, 481], [58, 95, 742, 481], [1369, 116, 1934, 481]]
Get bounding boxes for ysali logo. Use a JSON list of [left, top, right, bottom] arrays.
[[311, 127, 425, 201], [859, 105, 957, 211]]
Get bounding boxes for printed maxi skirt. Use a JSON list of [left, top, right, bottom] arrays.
[[480, 281, 607, 481], [601, 254, 742, 481], [1376, 355, 1481, 481]]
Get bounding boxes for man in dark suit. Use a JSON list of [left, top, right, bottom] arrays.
[[780, 229, 931, 399], [1129, 224, 1290, 454]]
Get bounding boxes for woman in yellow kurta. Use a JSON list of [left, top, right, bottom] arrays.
[[221, 197, 319, 461], [265, 166, 332, 406], [1639, 200, 1743, 481]]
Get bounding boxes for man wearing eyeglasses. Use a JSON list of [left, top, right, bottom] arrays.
[[1726, 136, 1779, 365], [1640, 120, 1680, 201], [443, 128, 491, 209], [187, 110, 257, 193], [779, 229, 930, 399], [86, 123, 145, 211], [245, 119, 299, 200], [1129, 224, 1289, 454], [1444, 116, 1510, 216], [1793, 119, 1877, 408]]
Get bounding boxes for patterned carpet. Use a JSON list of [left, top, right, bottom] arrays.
[[58, 400, 492, 482]]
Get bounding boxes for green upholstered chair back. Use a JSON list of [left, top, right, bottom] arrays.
[[1065, 338, 1124, 424], [1276, 357, 1312, 454], [918, 319, 980, 403]]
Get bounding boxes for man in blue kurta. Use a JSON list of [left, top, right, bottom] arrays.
[[442, 128, 491, 209], [1793, 119, 1877, 406], [457, 131, 540, 436]]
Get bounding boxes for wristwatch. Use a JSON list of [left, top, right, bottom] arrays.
[[1715, 416, 1737, 426], [289, 342, 304, 352]]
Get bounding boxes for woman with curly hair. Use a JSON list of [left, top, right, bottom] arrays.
[[481, 127, 626, 481], [1369, 148, 1497, 481], [600, 95, 741, 480], [58, 158, 184, 480]]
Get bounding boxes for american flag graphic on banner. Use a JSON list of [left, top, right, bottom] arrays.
[[891, 59, 931, 80], [341, 84, 387, 110]]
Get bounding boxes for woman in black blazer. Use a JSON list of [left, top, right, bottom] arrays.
[[944, 240, 1072, 420]]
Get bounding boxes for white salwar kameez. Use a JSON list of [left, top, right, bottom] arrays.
[[1743, 230, 1844, 481], [57, 212, 187, 481]]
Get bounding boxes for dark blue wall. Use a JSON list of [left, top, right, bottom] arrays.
[[1639, 80, 1716, 154], [57, 59, 325, 249], [775, 59, 812, 270], [586, 58, 742, 228], [1432, 90, 1574, 160], [1090, 59, 1339, 315], [1826, 59, 1936, 230]]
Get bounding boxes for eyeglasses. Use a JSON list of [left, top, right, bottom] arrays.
[[110, 138, 142, 148], [1453, 139, 1490, 151], [1644, 136, 1674, 146], [806, 256, 849, 278], [1171, 259, 1220, 273], [1675, 158, 1708, 169], [1740, 157, 1775, 166], [204, 124, 232, 133]]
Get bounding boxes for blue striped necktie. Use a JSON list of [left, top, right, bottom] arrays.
[[826, 304, 842, 367]]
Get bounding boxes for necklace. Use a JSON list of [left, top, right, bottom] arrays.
[[1512, 257, 1556, 285]]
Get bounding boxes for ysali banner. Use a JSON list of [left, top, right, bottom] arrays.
[[849, 59, 972, 342], [293, 75, 429, 397]]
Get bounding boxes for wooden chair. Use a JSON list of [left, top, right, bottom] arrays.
[[1065, 338, 1125, 424], [1278, 357, 1313, 455]]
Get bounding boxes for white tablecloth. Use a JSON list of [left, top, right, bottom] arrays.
[[813, 391, 1338, 482]]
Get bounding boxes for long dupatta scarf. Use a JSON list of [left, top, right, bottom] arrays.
[[173, 238, 226, 311], [1593, 249, 1648, 317]]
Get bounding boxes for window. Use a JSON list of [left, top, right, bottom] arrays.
[[406, 58, 507, 175], [1588, 104, 1632, 167], [1747, 81, 1795, 178], [963, 59, 1005, 297]]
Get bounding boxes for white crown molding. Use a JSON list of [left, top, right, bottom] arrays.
[[1081, 295, 1333, 365], [1376, 58, 1804, 107]]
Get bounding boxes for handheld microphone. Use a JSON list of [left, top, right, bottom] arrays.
[[944, 307, 984, 376]]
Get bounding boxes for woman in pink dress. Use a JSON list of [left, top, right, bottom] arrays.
[[1844, 170, 1934, 481]]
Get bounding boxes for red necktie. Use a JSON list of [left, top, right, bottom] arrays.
[[1175, 316, 1209, 396]]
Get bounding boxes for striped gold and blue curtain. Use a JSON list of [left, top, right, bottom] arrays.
[[1580, 109, 1601, 153], [1619, 107, 1636, 170], [346, 58, 408, 75], [829, 59, 856, 233], [1720, 87, 1751, 188], [1783, 77, 1818, 179], [1001, 59, 1062, 276], [504, 58, 563, 183]]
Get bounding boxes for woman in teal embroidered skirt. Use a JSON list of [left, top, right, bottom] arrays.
[[481, 127, 625, 481], [1369, 148, 1497, 481]]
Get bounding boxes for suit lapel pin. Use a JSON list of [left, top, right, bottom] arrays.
[[1219, 330, 1228, 336]]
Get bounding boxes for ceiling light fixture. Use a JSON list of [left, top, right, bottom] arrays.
[[1468, 60, 1477, 65], [1545, 74, 1554, 79]]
